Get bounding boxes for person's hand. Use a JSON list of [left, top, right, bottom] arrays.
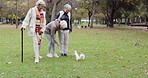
[[57, 43, 60, 46], [39, 31, 43, 35], [21, 27, 25, 30]]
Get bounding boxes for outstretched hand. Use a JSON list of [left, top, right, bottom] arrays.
[[39, 31, 43, 35], [57, 43, 61, 46]]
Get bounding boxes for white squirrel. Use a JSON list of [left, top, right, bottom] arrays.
[[74, 50, 85, 61]]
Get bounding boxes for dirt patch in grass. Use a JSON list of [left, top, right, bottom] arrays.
[[0, 25, 20, 30], [75, 26, 148, 32], [1, 25, 148, 32]]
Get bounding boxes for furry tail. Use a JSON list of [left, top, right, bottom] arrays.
[[80, 54, 85, 60]]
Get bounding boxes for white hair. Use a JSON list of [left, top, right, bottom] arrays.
[[64, 4, 72, 10], [60, 20, 67, 29], [36, 0, 46, 6]]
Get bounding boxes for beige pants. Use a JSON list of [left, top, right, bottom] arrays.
[[32, 33, 42, 60]]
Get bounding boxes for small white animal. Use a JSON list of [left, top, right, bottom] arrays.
[[74, 50, 85, 61]]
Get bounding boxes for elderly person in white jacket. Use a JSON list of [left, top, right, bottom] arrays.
[[21, 0, 46, 63]]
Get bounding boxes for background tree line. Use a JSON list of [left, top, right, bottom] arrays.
[[0, 0, 147, 28]]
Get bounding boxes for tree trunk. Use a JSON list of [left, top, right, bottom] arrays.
[[145, 16, 148, 22], [109, 13, 114, 27], [88, 11, 92, 27], [51, 3, 57, 21], [90, 3, 96, 28], [127, 18, 130, 26], [51, 0, 62, 21]]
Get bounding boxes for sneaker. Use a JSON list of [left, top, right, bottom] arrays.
[[39, 55, 43, 59], [53, 53, 59, 58], [34, 57, 39, 63], [47, 53, 53, 57], [60, 54, 64, 56], [64, 53, 68, 57]]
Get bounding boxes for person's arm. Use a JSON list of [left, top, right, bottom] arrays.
[[51, 35, 60, 46], [21, 8, 32, 29], [54, 12, 60, 20], [51, 26, 60, 46], [69, 18, 72, 32]]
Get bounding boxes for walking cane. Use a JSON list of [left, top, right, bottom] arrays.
[[21, 29, 24, 63]]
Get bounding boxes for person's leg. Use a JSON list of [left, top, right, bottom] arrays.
[[37, 34, 43, 59], [45, 34, 53, 57], [59, 30, 64, 56], [32, 33, 39, 63], [63, 30, 69, 56]]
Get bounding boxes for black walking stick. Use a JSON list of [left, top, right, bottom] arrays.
[[21, 30, 24, 63]]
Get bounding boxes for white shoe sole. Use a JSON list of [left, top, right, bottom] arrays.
[[47, 55, 53, 58]]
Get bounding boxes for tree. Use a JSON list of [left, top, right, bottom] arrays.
[[79, 0, 99, 28], [51, 0, 63, 21], [99, 0, 125, 27]]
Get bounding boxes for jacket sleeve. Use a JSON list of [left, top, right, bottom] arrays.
[[70, 18, 72, 32], [54, 12, 60, 20], [21, 9, 32, 28]]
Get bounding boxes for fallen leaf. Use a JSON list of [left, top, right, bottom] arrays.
[[142, 70, 148, 73], [35, 67, 39, 69], [48, 71, 52, 72], [128, 60, 133, 63], [107, 72, 112, 74], [73, 70, 76, 72], [77, 76, 81, 78], [126, 69, 134, 71], [40, 71, 46, 74], [108, 60, 111, 63]]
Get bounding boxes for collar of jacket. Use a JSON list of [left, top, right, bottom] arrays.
[[34, 6, 44, 13]]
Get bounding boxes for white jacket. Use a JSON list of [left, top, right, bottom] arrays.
[[22, 6, 46, 37]]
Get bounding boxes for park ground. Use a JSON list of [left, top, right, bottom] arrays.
[[0, 25, 148, 78]]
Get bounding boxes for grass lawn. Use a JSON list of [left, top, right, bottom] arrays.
[[0, 27, 148, 78]]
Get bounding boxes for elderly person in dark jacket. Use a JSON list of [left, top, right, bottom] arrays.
[[55, 4, 72, 56]]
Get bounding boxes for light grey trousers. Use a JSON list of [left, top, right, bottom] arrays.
[[45, 34, 56, 54], [59, 30, 69, 54]]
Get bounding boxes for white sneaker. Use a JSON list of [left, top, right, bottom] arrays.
[[39, 56, 43, 59], [34, 57, 39, 63], [47, 53, 53, 57], [53, 53, 59, 58]]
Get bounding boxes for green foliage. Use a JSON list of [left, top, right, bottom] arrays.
[[0, 28, 148, 78]]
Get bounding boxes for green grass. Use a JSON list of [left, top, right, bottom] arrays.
[[0, 28, 148, 78]]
